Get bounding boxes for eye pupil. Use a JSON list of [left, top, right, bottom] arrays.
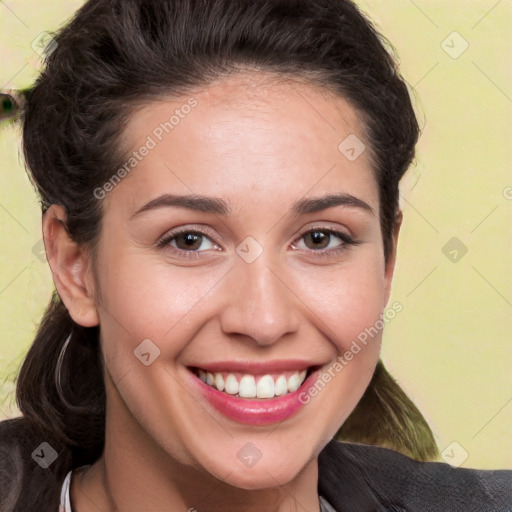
[[306, 231, 329, 249], [179, 232, 201, 249]]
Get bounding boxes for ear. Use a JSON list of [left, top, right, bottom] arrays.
[[383, 210, 403, 307], [42, 205, 99, 327]]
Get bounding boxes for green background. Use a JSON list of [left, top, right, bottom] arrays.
[[1, 0, 511, 469]]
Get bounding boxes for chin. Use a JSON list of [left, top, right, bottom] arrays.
[[224, 466, 301, 490], [199, 449, 312, 490]]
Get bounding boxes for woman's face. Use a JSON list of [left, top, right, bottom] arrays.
[[90, 71, 397, 489]]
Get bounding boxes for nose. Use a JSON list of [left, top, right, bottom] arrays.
[[218, 252, 301, 346]]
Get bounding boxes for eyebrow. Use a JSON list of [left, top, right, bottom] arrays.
[[130, 192, 375, 219]]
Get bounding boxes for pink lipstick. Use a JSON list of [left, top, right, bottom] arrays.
[[186, 364, 322, 426]]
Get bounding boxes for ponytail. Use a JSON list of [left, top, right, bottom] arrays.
[[337, 359, 439, 461], [15, 290, 105, 469]]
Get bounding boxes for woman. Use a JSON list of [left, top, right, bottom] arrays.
[[0, 0, 510, 510]]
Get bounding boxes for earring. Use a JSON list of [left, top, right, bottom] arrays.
[[54, 332, 90, 413]]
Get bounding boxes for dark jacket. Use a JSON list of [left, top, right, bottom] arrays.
[[1, 418, 511, 511], [318, 438, 512, 511]]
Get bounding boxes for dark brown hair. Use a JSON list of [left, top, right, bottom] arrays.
[[2, 0, 438, 508]]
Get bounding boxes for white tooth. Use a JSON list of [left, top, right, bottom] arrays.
[[224, 373, 239, 395], [214, 373, 225, 391], [256, 374, 274, 398], [239, 375, 257, 398], [287, 372, 302, 392], [274, 375, 288, 396], [202, 370, 306, 397]]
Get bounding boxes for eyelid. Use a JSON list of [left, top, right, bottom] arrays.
[[290, 225, 356, 252], [157, 223, 357, 259], [157, 224, 220, 246], [155, 225, 222, 261], [294, 223, 353, 241]]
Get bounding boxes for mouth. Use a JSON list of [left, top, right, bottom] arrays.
[[188, 365, 321, 400], [185, 362, 325, 425]]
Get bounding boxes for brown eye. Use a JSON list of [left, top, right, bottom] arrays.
[[157, 228, 221, 260], [173, 232, 205, 251], [295, 228, 355, 252], [302, 230, 332, 250]]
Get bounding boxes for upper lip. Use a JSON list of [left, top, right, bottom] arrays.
[[188, 359, 324, 375]]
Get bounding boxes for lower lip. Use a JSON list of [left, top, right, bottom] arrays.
[[186, 368, 322, 426]]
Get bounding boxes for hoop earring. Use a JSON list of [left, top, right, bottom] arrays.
[[54, 332, 90, 413]]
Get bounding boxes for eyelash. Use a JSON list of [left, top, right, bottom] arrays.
[[156, 226, 358, 260]]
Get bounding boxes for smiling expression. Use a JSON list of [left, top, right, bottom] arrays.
[[88, 70, 397, 490]]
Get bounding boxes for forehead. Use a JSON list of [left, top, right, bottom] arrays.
[[109, 70, 378, 215], [127, 69, 369, 147], [182, 70, 364, 135]]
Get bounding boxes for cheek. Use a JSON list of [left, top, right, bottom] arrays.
[[291, 251, 386, 427], [296, 250, 387, 351], [299, 264, 385, 439], [96, 255, 223, 357]]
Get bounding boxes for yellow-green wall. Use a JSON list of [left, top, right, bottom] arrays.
[[1, 0, 511, 469]]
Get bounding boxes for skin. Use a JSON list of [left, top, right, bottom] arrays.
[[43, 71, 401, 512]]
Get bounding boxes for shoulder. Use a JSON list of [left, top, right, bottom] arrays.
[[318, 439, 512, 512], [0, 418, 65, 512], [0, 419, 25, 511]]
